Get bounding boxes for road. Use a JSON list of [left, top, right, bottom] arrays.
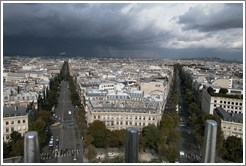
[[175, 72, 201, 163], [41, 80, 85, 163]]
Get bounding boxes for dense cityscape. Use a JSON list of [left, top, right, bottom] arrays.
[[2, 2, 244, 165], [2, 56, 243, 163]]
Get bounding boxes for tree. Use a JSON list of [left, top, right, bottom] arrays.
[[88, 120, 106, 135], [3, 141, 12, 158], [142, 124, 161, 150], [193, 112, 226, 157], [9, 131, 22, 147], [223, 136, 243, 162], [219, 88, 228, 94], [29, 118, 46, 144], [164, 145, 179, 163], [12, 139, 24, 156], [38, 110, 51, 122], [160, 114, 175, 136], [83, 135, 94, 148], [86, 144, 97, 162]]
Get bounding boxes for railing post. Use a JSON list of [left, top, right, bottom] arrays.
[[24, 131, 41, 163], [125, 127, 139, 163], [202, 120, 217, 163]]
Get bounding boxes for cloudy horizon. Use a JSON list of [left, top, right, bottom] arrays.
[[2, 2, 244, 61]]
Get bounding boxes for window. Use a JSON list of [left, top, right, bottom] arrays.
[[224, 101, 226, 104], [232, 102, 234, 105], [220, 101, 222, 103], [234, 127, 237, 130], [231, 106, 234, 109], [214, 100, 217, 103], [236, 102, 238, 105], [23, 120, 26, 123], [6, 128, 9, 132], [228, 102, 230, 104], [5, 121, 9, 125], [155, 85, 160, 87], [6, 135, 9, 139], [18, 120, 21, 124], [223, 125, 226, 129], [214, 104, 216, 107], [11, 121, 14, 124], [11, 127, 14, 132], [227, 126, 230, 129], [239, 128, 242, 131], [94, 116, 96, 119], [135, 122, 137, 126]]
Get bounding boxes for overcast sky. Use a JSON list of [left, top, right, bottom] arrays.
[[3, 2, 244, 61]]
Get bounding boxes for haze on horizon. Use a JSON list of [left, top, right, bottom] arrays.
[[2, 2, 244, 61]]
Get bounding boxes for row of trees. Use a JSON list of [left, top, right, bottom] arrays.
[[3, 61, 68, 159]]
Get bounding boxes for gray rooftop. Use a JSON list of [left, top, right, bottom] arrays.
[[3, 105, 28, 117]]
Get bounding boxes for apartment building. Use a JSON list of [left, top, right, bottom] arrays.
[[140, 78, 167, 95], [214, 107, 243, 139], [201, 87, 243, 115], [3, 102, 37, 142], [86, 99, 162, 131]]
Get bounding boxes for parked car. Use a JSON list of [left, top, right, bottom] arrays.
[[107, 152, 115, 157], [188, 131, 191, 135]]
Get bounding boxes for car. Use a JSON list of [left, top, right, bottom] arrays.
[[107, 152, 115, 157], [56, 136, 59, 142], [73, 155, 77, 161], [49, 141, 53, 146], [179, 123, 185, 127], [55, 145, 59, 151], [68, 111, 71, 115], [50, 136, 54, 141], [188, 131, 191, 135]]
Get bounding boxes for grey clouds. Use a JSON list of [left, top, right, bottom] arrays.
[[3, 2, 244, 61]]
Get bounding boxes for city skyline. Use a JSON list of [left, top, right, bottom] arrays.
[[2, 2, 244, 61]]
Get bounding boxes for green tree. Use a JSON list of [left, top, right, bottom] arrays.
[[86, 144, 97, 162], [83, 135, 94, 148], [12, 138, 24, 156], [3, 141, 12, 158], [160, 114, 175, 136], [219, 88, 228, 94], [164, 145, 179, 163], [193, 112, 226, 156], [88, 120, 106, 135], [38, 110, 51, 122], [29, 118, 46, 144], [142, 124, 161, 150], [9, 131, 22, 147], [223, 136, 243, 162]]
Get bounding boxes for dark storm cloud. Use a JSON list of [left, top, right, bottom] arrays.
[[177, 3, 243, 32], [3, 3, 243, 61]]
